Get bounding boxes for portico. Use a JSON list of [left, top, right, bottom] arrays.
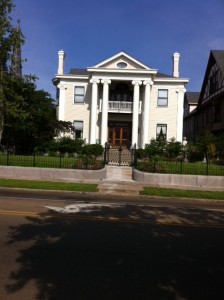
[[89, 76, 155, 148]]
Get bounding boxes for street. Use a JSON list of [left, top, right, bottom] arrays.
[[0, 189, 224, 300]]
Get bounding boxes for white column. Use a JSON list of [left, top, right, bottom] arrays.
[[58, 84, 67, 121], [90, 79, 100, 144], [101, 79, 111, 146], [132, 80, 142, 147], [176, 88, 186, 142], [141, 80, 153, 148]]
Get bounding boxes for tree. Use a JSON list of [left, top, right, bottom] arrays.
[[2, 76, 75, 153], [49, 137, 84, 154], [196, 131, 217, 163], [0, 0, 24, 143], [145, 138, 166, 158], [165, 137, 182, 159]]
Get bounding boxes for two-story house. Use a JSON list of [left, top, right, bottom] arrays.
[[53, 51, 189, 148]]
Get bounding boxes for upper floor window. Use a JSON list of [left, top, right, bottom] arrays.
[[157, 89, 168, 106], [156, 124, 167, 140], [212, 103, 221, 123], [74, 121, 83, 138], [209, 71, 219, 95], [74, 86, 85, 103]]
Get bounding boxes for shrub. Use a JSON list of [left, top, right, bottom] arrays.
[[187, 149, 204, 162], [82, 144, 104, 158], [135, 148, 147, 159]]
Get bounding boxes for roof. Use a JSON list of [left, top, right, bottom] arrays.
[[212, 50, 224, 75], [69, 68, 88, 75], [198, 50, 224, 105], [69, 69, 175, 78], [185, 92, 200, 105], [155, 72, 174, 78]]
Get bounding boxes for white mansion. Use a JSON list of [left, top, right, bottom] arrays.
[[53, 51, 189, 148]]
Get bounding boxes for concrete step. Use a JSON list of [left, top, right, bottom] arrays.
[[98, 182, 142, 196], [106, 166, 133, 181]]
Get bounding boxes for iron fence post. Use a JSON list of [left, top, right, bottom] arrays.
[[7, 150, 9, 166], [59, 152, 62, 168], [33, 152, 36, 167], [119, 145, 122, 166], [104, 143, 108, 165]]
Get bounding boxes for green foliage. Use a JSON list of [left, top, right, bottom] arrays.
[[135, 148, 147, 159], [49, 137, 84, 154], [82, 144, 104, 158], [0, 178, 98, 192], [186, 144, 204, 162], [145, 138, 166, 158], [196, 131, 217, 163], [141, 186, 224, 200], [165, 138, 182, 159]]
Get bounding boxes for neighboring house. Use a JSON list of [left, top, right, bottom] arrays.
[[183, 92, 200, 141], [53, 51, 189, 148], [184, 50, 224, 142]]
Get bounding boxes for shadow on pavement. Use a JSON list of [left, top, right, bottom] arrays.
[[5, 204, 224, 300]]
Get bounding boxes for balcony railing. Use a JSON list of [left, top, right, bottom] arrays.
[[99, 100, 142, 113]]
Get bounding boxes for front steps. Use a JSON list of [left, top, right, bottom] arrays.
[[105, 165, 133, 181], [98, 166, 142, 196]]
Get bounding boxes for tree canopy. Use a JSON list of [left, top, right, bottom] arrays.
[[0, 0, 73, 154]]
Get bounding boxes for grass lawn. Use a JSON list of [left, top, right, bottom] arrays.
[[137, 160, 224, 176], [0, 178, 98, 192], [141, 186, 224, 200]]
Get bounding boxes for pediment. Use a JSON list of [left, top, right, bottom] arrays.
[[90, 51, 151, 71]]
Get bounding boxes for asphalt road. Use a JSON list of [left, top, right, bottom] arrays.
[[0, 189, 224, 300]]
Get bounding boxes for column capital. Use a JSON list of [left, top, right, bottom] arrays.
[[132, 80, 142, 86], [58, 84, 67, 90], [176, 88, 186, 94], [90, 79, 100, 84], [143, 79, 153, 86], [101, 79, 111, 85]]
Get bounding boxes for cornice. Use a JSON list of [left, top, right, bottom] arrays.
[[154, 77, 189, 83], [87, 68, 157, 75]]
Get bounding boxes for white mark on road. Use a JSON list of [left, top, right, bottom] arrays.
[[45, 202, 123, 214]]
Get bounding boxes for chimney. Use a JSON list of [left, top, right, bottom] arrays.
[[172, 52, 180, 77], [57, 50, 65, 74]]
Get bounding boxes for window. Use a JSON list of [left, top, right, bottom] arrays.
[[209, 71, 219, 95], [156, 124, 167, 140], [212, 104, 221, 123], [74, 121, 83, 138], [74, 86, 85, 103], [157, 89, 168, 106]]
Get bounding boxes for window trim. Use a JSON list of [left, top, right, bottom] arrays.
[[157, 89, 168, 107], [74, 86, 85, 103], [73, 120, 84, 139], [156, 123, 167, 140]]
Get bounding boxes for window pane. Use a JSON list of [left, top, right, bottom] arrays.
[[75, 95, 84, 102], [74, 121, 83, 130], [158, 98, 168, 106], [158, 90, 168, 97], [75, 87, 84, 94], [156, 124, 167, 139], [158, 89, 168, 106], [74, 86, 85, 103]]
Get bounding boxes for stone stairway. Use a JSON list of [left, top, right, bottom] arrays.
[[98, 166, 143, 196]]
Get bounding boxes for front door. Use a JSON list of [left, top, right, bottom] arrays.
[[108, 122, 131, 148]]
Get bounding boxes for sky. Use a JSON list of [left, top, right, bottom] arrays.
[[13, 0, 224, 98]]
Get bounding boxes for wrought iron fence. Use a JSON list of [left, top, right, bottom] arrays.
[[0, 152, 104, 170], [136, 158, 224, 176]]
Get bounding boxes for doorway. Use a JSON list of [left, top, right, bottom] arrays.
[[108, 122, 132, 148]]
